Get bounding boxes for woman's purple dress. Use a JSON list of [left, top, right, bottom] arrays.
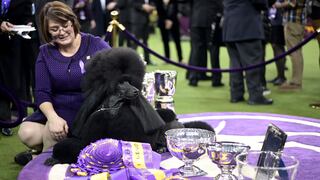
[[25, 33, 111, 128]]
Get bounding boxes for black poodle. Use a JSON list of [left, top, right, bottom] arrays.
[[46, 47, 214, 165]]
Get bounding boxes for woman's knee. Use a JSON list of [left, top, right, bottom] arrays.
[[18, 121, 43, 143]]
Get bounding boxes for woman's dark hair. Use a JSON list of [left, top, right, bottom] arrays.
[[39, 1, 81, 43]]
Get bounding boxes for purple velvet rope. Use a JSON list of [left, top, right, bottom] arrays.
[[124, 29, 318, 73], [0, 83, 26, 128]]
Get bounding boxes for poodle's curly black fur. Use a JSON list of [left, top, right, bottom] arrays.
[[83, 47, 145, 94], [72, 48, 146, 134], [46, 47, 214, 165], [47, 48, 175, 165]]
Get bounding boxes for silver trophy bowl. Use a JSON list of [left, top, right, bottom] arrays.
[[207, 141, 250, 180], [165, 128, 216, 177]]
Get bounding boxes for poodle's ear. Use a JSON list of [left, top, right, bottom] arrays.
[[183, 121, 215, 133], [156, 109, 177, 123]]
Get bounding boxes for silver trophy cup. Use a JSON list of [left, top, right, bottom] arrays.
[[154, 70, 177, 111], [141, 72, 156, 107]]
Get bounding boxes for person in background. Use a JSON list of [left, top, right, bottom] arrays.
[[104, 0, 132, 47], [14, 1, 111, 166], [223, 0, 273, 105], [177, 2, 190, 40], [155, 0, 183, 62], [22, 0, 40, 104], [90, 0, 108, 38], [307, 0, 320, 65], [0, 0, 33, 136], [308, 0, 320, 109], [117, 0, 132, 47], [130, 0, 156, 65], [72, 0, 96, 33], [276, 0, 308, 90], [187, 0, 224, 87], [260, 9, 272, 96], [267, 0, 287, 86]]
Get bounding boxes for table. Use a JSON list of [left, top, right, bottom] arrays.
[[18, 112, 320, 180]]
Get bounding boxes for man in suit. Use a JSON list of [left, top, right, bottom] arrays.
[[117, 0, 132, 47], [223, 0, 273, 105], [0, 0, 33, 135], [187, 0, 224, 87], [130, 0, 155, 65], [155, 0, 183, 62], [91, 0, 108, 38]]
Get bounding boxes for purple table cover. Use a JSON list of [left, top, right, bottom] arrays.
[[18, 112, 320, 180]]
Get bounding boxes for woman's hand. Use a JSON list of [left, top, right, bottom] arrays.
[[47, 114, 69, 141]]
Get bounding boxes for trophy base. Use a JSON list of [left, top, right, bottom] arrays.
[[179, 165, 207, 177], [155, 96, 174, 102], [155, 101, 175, 111], [215, 173, 238, 180], [155, 97, 175, 111]]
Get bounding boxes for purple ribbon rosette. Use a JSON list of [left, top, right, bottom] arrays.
[[70, 139, 125, 176], [69, 138, 181, 179]]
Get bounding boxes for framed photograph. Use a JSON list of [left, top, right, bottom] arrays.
[[256, 124, 287, 179]]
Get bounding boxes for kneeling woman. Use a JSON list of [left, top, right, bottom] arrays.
[[15, 1, 111, 165]]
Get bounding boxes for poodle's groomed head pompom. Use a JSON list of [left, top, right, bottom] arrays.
[[83, 47, 146, 94]]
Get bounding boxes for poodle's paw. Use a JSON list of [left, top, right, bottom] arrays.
[[156, 146, 168, 154], [44, 157, 60, 166]]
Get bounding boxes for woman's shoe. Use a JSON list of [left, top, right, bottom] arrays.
[[14, 150, 41, 166]]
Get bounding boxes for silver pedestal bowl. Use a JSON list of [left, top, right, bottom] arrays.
[[165, 128, 216, 177], [207, 141, 250, 180]]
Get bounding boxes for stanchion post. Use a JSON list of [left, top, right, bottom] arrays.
[[107, 10, 120, 47]]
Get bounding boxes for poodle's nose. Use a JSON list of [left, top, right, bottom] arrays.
[[118, 81, 140, 99], [128, 87, 140, 98], [132, 89, 139, 96]]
